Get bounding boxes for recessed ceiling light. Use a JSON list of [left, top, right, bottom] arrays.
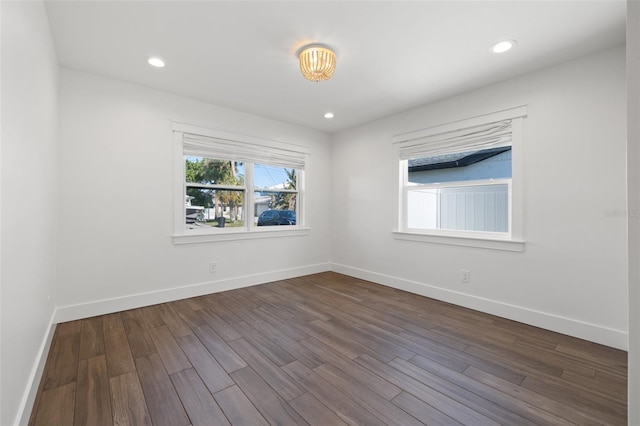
[[148, 57, 165, 68], [324, 112, 334, 119], [491, 40, 517, 54]]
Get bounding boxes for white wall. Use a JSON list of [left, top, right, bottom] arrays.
[[627, 0, 639, 422], [331, 46, 628, 349], [55, 69, 332, 318], [0, 2, 59, 425]]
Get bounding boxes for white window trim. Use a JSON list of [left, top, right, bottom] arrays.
[[173, 227, 311, 245], [172, 122, 309, 244], [392, 231, 525, 252], [393, 105, 526, 251]]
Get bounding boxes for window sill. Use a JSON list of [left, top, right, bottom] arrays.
[[173, 227, 310, 245], [393, 231, 525, 252]]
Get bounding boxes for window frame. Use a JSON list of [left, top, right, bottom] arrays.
[[393, 106, 526, 252], [172, 123, 309, 244]]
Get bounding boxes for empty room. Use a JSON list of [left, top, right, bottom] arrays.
[[2, 1, 639, 425]]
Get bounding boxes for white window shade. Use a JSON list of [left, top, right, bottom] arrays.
[[183, 133, 306, 169], [396, 120, 512, 160], [394, 105, 527, 160]]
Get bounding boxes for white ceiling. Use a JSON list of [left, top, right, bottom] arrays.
[[44, 1, 626, 133]]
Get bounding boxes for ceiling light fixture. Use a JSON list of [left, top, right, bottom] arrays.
[[491, 40, 517, 54], [148, 57, 165, 68], [298, 44, 336, 82], [324, 112, 334, 119]]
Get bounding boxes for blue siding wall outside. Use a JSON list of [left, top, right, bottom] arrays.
[[409, 150, 511, 184]]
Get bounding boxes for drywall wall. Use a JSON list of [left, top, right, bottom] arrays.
[[627, 0, 639, 422], [331, 46, 628, 349], [0, 1, 59, 424], [55, 69, 332, 318]]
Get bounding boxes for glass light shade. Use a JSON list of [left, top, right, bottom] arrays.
[[299, 44, 336, 82]]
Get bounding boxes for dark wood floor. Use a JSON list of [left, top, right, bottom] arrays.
[[29, 272, 627, 425]]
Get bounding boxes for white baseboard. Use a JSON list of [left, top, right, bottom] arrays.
[[331, 263, 628, 351], [54, 263, 331, 323], [50, 260, 628, 347], [16, 312, 57, 426]]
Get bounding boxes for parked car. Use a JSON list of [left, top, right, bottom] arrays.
[[257, 209, 296, 226], [185, 196, 205, 223]]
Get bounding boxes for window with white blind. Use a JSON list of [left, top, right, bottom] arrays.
[[172, 123, 309, 244], [393, 106, 526, 251]]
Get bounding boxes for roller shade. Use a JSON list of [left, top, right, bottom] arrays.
[[183, 133, 306, 169], [396, 120, 513, 160]]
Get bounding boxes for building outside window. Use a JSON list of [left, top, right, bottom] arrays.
[[406, 146, 512, 233]]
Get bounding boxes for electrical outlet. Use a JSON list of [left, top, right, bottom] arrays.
[[461, 269, 470, 283], [209, 262, 217, 273]]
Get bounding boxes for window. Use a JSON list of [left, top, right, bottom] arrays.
[[394, 106, 526, 251], [254, 164, 298, 227], [173, 123, 308, 244], [185, 158, 246, 229]]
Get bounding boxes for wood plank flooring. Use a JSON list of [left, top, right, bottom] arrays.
[[29, 272, 627, 425]]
